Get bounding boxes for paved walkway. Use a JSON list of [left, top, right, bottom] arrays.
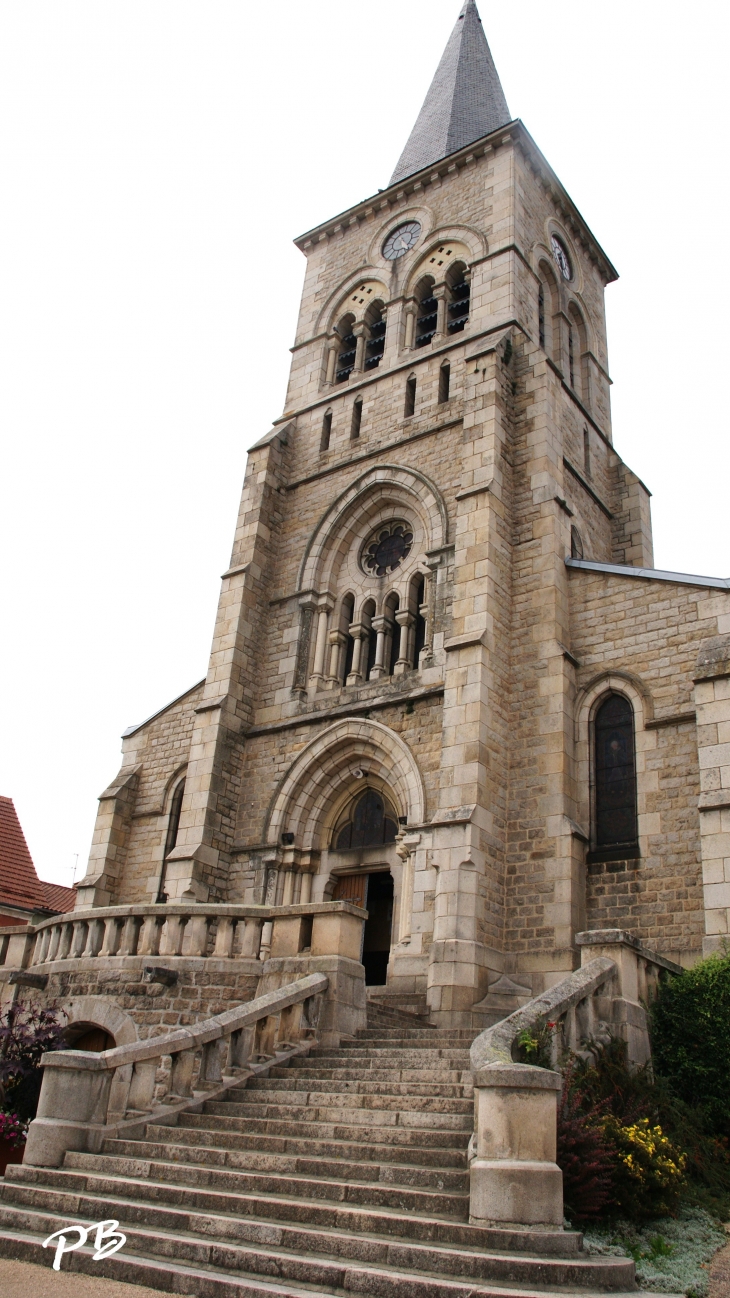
[[0, 1256, 184, 1297]]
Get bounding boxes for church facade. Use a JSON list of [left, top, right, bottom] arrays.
[[75, 0, 730, 1027]]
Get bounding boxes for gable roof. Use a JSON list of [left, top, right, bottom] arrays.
[[390, 0, 511, 186], [0, 796, 75, 916]]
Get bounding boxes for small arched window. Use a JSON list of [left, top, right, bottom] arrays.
[[570, 526, 584, 560], [412, 574, 426, 667], [320, 409, 332, 452], [415, 277, 437, 348], [568, 303, 588, 403], [404, 374, 417, 417], [335, 314, 357, 383], [538, 282, 545, 349], [438, 362, 450, 404], [537, 261, 558, 360], [362, 598, 376, 680], [446, 263, 470, 334], [384, 593, 399, 677], [341, 594, 355, 683], [593, 694, 639, 856], [364, 301, 386, 371], [333, 788, 398, 850]]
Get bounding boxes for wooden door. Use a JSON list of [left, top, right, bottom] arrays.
[[332, 873, 368, 909]]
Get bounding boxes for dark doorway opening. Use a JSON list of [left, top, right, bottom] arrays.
[[66, 1022, 116, 1052], [362, 872, 394, 986]]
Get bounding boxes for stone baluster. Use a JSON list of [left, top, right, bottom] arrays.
[[99, 917, 122, 957], [47, 924, 62, 963], [393, 610, 415, 674], [182, 914, 210, 957], [240, 917, 263, 959], [119, 916, 141, 956], [138, 915, 161, 957], [200, 1038, 227, 1086], [126, 1060, 159, 1113], [70, 921, 88, 959], [213, 917, 235, 958], [169, 1050, 196, 1099], [58, 923, 74, 961], [37, 927, 52, 965], [86, 918, 105, 958], [259, 921, 273, 962], [160, 915, 185, 957]]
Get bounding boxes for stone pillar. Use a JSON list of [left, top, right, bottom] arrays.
[[369, 615, 388, 680], [309, 598, 333, 687], [352, 322, 368, 373], [694, 635, 730, 954], [470, 1064, 563, 1228], [393, 611, 414, 675], [432, 283, 448, 341], [327, 629, 346, 687], [324, 337, 338, 386], [404, 302, 417, 351], [346, 624, 367, 686]]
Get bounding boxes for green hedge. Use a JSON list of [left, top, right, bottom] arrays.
[[650, 951, 730, 1139]]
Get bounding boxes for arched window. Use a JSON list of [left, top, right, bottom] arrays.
[[157, 778, 185, 903], [362, 598, 376, 680], [335, 314, 357, 383], [538, 282, 545, 349], [320, 409, 332, 452], [568, 323, 575, 388], [333, 788, 398, 850], [593, 694, 639, 856], [384, 592, 399, 677], [414, 277, 437, 348], [364, 301, 386, 371], [351, 396, 363, 440], [446, 263, 470, 334], [404, 374, 416, 417], [537, 262, 558, 360], [438, 362, 450, 404]]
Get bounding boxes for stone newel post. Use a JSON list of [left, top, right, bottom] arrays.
[[470, 1063, 563, 1228]]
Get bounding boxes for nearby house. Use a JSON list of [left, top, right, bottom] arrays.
[[0, 796, 75, 927]]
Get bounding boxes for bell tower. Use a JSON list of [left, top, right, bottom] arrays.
[[79, 0, 668, 1025]]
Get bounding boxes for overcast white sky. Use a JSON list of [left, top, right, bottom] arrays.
[[1, 1, 728, 887]]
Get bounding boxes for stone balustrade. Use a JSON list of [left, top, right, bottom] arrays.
[[24, 970, 328, 1169], [468, 929, 681, 1230], [0, 901, 365, 972]]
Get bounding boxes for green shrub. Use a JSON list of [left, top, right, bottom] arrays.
[[650, 951, 730, 1139]]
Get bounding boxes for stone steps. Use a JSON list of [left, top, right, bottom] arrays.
[[178, 1111, 471, 1150], [0, 1011, 643, 1295], [144, 1122, 469, 1168]]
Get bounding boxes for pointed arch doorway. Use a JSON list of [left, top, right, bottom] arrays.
[[330, 788, 397, 986]]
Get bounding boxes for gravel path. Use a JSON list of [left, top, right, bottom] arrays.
[[709, 1229, 730, 1298]]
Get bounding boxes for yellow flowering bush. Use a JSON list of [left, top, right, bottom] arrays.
[[603, 1116, 686, 1219]]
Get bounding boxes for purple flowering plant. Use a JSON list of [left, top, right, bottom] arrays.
[[0, 1001, 67, 1122]]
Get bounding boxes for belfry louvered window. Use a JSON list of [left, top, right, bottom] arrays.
[[447, 268, 470, 333], [415, 279, 437, 348], [593, 693, 639, 857], [335, 314, 357, 383], [365, 303, 386, 371]]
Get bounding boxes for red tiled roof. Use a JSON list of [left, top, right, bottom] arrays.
[[39, 881, 76, 913], [0, 796, 75, 915]]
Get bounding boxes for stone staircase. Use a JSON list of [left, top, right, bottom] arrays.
[[0, 1003, 639, 1296]]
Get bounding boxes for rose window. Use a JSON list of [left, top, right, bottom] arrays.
[[362, 521, 413, 577]]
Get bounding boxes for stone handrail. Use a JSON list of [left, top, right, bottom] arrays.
[[467, 930, 680, 1231], [0, 901, 366, 971], [24, 970, 328, 1169]]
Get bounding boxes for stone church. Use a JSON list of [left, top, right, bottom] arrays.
[[74, 0, 730, 1027]]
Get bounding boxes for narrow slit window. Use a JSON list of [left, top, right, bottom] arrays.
[[405, 375, 416, 418], [438, 363, 450, 404], [583, 427, 591, 477], [351, 397, 363, 440], [568, 325, 575, 389], [320, 409, 332, 452], [538, 283, 545, 349]]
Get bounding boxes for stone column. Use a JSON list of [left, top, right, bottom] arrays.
[[352, 322, 368, 373], [403, 302, 417, 351], [393, 611, 414, 675], [346, 624, 367, 686], [369, 616, 388, 680], [432, 284, 448, 341], [309, 598, 333, 688], [324, 337, 338, 386], [327, 630, 347, 687]]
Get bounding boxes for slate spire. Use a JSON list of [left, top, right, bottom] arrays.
[[390, 0, 511, 186]]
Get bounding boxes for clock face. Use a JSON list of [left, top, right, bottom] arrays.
[[382, 221, 421, 261], [551, 235, 573, 282]]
